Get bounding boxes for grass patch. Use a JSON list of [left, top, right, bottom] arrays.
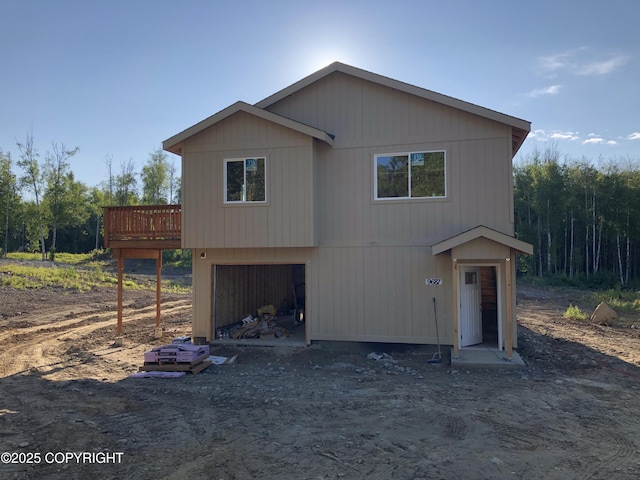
[[584, 289, 640, 314], [0, 263, 117, 291], [2, 252, 192, 293], [162, 279, 191, 294], [0, 262, 141, 292], [6, 251, 110, 269]]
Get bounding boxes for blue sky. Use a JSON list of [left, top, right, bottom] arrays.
[[1, 0, 638, 188]]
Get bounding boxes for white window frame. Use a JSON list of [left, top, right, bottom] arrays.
[[373, 150, 447, 201], [223, 157, 267, 204]]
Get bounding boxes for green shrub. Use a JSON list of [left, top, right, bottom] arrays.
[[564, 304, 588, 321]]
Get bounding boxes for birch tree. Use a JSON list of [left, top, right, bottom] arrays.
[[44, 142, 79, 252], [17, 133, 47, 260], [141, 149, 169, 205], [0, 150, 19, 256], [115, 159, 138, 206]]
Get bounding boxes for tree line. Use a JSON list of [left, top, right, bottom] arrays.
[[0, 133, 180, 258], [4, 133, 640, 289], [514, 146, 640, 288]]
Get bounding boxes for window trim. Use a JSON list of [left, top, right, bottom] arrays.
[[373, 149, 447, 201], [223, 156, 267, 204]]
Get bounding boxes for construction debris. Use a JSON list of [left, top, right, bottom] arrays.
[[140, 344, 211, 374], [171, 336, 192, 344], [218, 315, 291, 340], [257, 304, 277, 317], [209, 355, 238, 365]]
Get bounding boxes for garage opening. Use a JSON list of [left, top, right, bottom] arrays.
[[213, 264, 305, 343]]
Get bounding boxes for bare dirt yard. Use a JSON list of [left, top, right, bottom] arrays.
[[1, 269, 640, 479]]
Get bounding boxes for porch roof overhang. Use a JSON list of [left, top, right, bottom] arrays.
[[431, 225, 533, 256]]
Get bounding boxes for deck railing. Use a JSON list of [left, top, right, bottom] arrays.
[[103, 205, 181, 247]]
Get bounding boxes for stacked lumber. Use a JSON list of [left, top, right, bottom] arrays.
[[139, 344, 211, 374]]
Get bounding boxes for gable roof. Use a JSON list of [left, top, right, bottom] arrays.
[[256, 62, 530, 157], [431, 225, 533, 256], [163, 101, 334, 155]]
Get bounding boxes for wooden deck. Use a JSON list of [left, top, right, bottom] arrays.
[[103, 204, 181, 249], [102, 204, 183, 338]]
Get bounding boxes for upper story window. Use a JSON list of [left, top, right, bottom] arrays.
[[374, 150, 446, 200], [224, 157, 266, 203]]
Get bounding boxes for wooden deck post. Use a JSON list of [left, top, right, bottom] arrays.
[[156, 251, 162, 329], [117, 254, 124, 337]]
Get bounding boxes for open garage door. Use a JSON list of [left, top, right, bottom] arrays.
[[213, 264, 305, 343]]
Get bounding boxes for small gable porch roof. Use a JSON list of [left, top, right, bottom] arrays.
[[431, 225, 533, 256]]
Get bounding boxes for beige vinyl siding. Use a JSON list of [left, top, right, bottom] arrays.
[[267, 69, 515, 244], [314, 137, 512, 249], [266, 72, 509, 149], [181, 112, 316, 248], [192, 245, 455, 344], [452, 238, 511, 260], [310, 246, 453, 344]]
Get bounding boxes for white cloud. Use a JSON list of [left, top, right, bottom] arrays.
[[527, 85, 562, 97], [628, 132, 640, 140], [529, 129, 547, 140], [536, 48, 628, 77], [583, 137, 604, 144], [607, 140, 618, 145], [537, 50, 578, 74], [531, 129, 580, 142], [576, 55, 629, 76], [550, 131, 579, 141]]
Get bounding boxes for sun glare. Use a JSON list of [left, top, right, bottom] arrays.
[[302, 50, 355, 74]]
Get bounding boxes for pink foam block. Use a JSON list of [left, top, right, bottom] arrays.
[[144, 344, 209, 363]]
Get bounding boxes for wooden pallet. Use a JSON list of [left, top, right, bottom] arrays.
[[139, 359, 211, 374]]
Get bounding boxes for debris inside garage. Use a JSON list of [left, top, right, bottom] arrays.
[[218, 306, 293, 340]]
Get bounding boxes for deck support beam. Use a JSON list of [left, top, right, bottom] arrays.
[[113, 248, 164, 341], [117, 255, 124, 337]]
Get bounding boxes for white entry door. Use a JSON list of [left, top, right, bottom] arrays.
[[460, 266, 482, 346]]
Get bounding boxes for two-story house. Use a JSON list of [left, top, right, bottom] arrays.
[[162, 62, 532, 358]]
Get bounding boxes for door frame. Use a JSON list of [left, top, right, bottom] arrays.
[[457, 261, 503, 351]]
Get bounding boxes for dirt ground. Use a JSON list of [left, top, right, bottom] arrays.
[[1, 270, 640, 480]]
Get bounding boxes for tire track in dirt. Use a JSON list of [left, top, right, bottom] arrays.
[[444, 414, 467, 440], [582, 432, 637, 479], [0, 299, 191, 376], [474, 413, 547, 451], [0, 300, 189, 343]]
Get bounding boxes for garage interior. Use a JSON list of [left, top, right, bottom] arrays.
[[212, 264, 306, 344]]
